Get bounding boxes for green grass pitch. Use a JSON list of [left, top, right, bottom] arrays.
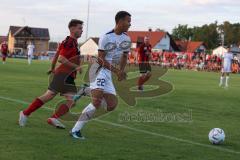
[[0, 58, 240, 160]]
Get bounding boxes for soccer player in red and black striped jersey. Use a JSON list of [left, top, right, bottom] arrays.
[[19, 19, 84, 129], [1, 41, 8, 64], [137, 36, 152, 91]]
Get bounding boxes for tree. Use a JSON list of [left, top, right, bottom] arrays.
[[172, 21, 240, 49], [172, 24, 193, 40]]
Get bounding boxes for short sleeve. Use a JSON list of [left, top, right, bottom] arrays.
[[59, 40, 74, 58], [59, 49, 68, 58], [59, 42, 71, 58], [122, 36, 131, 54]]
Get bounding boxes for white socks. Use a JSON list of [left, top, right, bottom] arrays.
[[225, 76, 229, 87], [71, 99, 109, 132], [220, 76, 230, 87], [72, 103, 96, 132], [219, 76, 225, 86], [28, 58, 32, 65]]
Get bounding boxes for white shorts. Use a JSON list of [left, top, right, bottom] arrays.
[[89, 65, 116, 95], [222, 65, 232, 73]]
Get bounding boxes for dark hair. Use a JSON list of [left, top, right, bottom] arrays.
[[115, 11, 131, 24], [68, 19, 83, 29]]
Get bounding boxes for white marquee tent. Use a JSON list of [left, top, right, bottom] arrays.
[[212, 46, 227, 57]]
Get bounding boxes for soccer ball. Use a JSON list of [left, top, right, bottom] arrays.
[[208, 128, 225, 145]]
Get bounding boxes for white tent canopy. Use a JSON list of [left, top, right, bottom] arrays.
[[212, 46, 227, 57], [80, 38, 98, 56]]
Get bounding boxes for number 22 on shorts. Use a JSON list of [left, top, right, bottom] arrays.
[[97, 78, 105, 87]]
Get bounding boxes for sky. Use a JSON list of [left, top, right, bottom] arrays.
[[0, 0, 240, 42]]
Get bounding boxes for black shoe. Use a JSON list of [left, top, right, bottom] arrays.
[[69, 130, 85, 139], [138, 85, 143, 91], [73, 84, 89, 101]]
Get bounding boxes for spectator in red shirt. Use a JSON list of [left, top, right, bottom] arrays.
[[151, 51, 159, 65], [19, 19, 85, 129], [1, 41, 8, 64]]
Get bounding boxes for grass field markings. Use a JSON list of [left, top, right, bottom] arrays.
[[0, 95, 240, 155], [130, 85, 160, 92], [95, 119, 240, 155], [116, 68, 175, 107]]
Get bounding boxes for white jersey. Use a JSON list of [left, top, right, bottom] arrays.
[[89, 30, 131, 95], [98, 30, 131, 65], [222, 52, 233, 73], [27, 44, 35, 56], [223, 53, 233, 67]]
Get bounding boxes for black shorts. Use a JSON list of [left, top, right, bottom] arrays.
[[139, 63, 151, 74], [1, 53, 7, 57], [48, 73, 77, 94]]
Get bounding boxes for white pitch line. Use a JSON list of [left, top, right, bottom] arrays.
[[0, 95, 239, 155]]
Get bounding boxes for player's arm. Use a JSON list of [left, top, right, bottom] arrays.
[[149, 51, 153, 61], [221, 57, 224, 68], [98, 51, 126, 81], [78, 55, 82, 74], [47, 51, 59, 75], [51, 51, 59, 70], [58, 55, 81, 71], [148, 46, 152, 60], [57, 40, 82, 71], [119, 52, 129, 71], [138, 46, 144, 62]]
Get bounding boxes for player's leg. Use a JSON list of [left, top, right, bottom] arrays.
[[219, 71, 225, 87], [19, 90, 57, 126], [103, 93, 118, 111], [28, 55, 32, 65], [142, 70, 152, 84], [47, 74, 81, 128], [71, 90, 118, 139], [138, 74, 144, 91], [138, 63, 146, 91], [2, 54, 6, 64], [71, 66, 119, 138], [47, 92, 76, 129], [71, 69, 117, 138], [139, 63, 152, 90], [225, 72, 230, 87], [138, 72, 152, 91], [71, 89, 103, 139]]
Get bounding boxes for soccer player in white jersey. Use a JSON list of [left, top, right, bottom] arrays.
[[27, 42, 35, 65], [219, 48, 233, 88], [70, 11, 132, 139]]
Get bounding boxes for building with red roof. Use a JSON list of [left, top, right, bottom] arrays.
[[175, 40, 206, 53], [127, 30, 179, 51]]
